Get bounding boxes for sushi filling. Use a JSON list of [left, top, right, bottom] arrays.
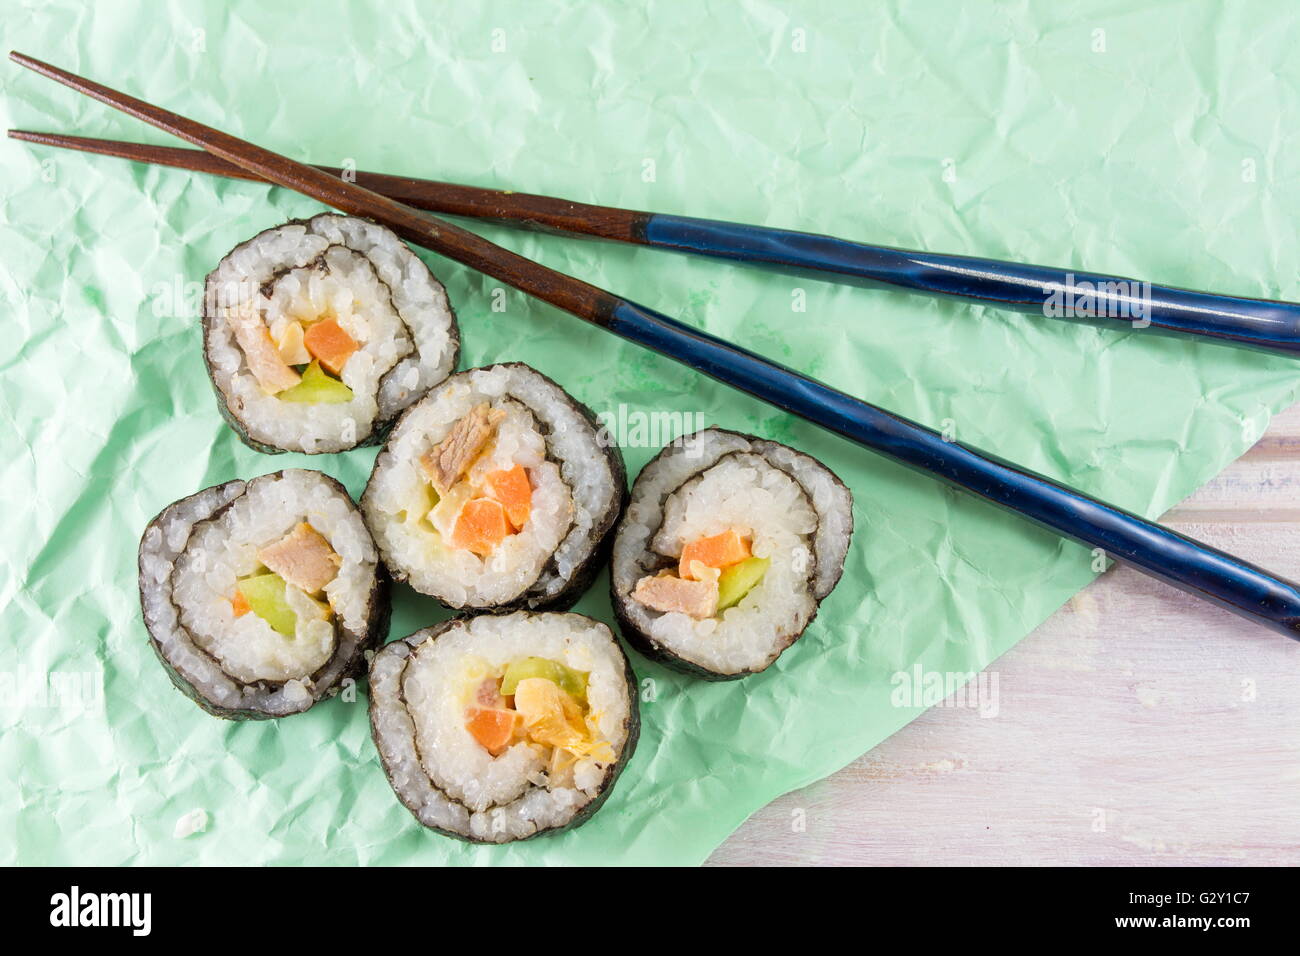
[[142, 469, 386, 718], [225, 248, 402, 405], [370, 612, 635, 842], [226, 521, 342, 679], [394, 399, 572, 594], [170, 473, 373, 686], [461, 657, 614, 785], [632, 528, 770, 619], [630, 453, 820, 673], [416, 403, 538, 557], [204, 214, 459, 453], [364, 363, 624, 610], [368, 376, 580, 607], [612, 428, 853, 678]]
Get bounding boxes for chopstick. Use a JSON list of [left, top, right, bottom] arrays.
[[12, 128, 1300, 359], [12, 50, 1300, 642], [7, 130, 643, 242]]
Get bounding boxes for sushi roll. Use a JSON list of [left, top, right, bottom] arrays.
[[610, 428, 853, 679], [369, 611, 639, 843], [361, 363, 625, 611], [203, 213, 460, 454], [137, 469, 389, 719]]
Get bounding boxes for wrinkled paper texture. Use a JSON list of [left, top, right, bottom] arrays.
[[3, 0, 1299, 865]]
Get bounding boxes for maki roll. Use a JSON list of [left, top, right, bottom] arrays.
[[203, 213, 459, 454], [138, 469, 389, 719], [369, 611, 639, 843], [361, 363, 625, 611], [611, 428, 853, 679]]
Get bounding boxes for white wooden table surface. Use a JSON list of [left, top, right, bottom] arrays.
[[707, 404, 1300, 866]]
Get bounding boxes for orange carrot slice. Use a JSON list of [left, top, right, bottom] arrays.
[[303, 318, 359, 376], [465, 707, 518, 756], [679, 529, 752, 579], [230, 590, 251, 617], [450, 498, 513, 556], [485, 464, 532, 529]]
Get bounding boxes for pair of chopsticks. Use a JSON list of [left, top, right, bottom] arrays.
[[11, 50, 1300, 641], [13, 132, 1300, 357]]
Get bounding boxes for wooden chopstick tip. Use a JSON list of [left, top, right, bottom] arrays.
[[7, 130, 66, 146], [8, 52, 77, 146], [9, 51, 80, 87], [9, 51, 71, 88]]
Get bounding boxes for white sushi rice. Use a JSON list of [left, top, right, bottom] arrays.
[[370, 394, 572, 607], [647, 454, 817, 674], [363, 364, 621, 608], [369, 612, 635, 843], [204, 214, 457, 453], [612, 428, 854, 676], [139, 470, 381, 717]]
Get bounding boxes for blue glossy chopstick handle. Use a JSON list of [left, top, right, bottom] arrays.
[[644, 214, 1300, 357], [608, 299, 1300, 639]]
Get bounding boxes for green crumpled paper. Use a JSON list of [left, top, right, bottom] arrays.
[[3, 0, 1299, 865]]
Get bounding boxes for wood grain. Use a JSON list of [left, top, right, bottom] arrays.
[[708, 404, 1300, 866], [5, 131, 649, 242], [6, 54, 623, 324]]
